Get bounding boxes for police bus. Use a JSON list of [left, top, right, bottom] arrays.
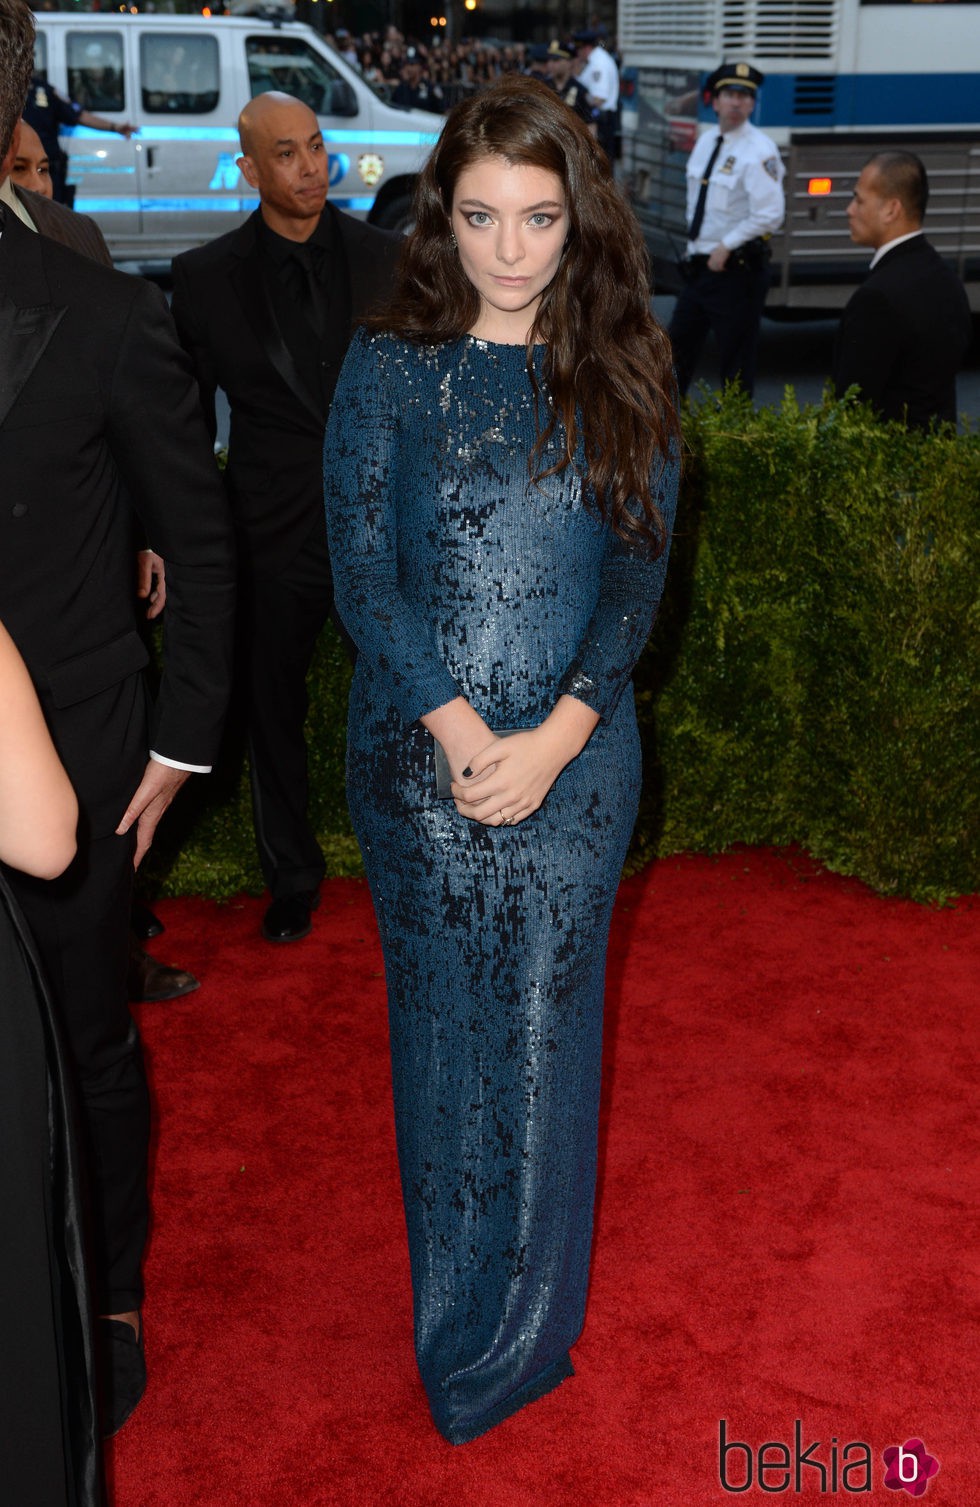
[[30, 11, 442, 266], [617, 0, 980, 311]]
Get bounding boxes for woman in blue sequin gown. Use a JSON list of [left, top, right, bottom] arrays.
[[324, 78, 680, 1444]]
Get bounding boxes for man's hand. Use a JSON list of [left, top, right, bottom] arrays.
[[136, 549, 167, 620], [707, 244, 732, 273], [116, 761, 190, 868]]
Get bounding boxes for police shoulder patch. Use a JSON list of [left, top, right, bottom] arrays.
[[762, 156, 780, 181]]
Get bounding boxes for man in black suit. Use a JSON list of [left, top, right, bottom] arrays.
[[1, 122, 203, 1006], [0, 0, 235, 1435], [171, 91, 399, 944], [834, 151, 973, 429]]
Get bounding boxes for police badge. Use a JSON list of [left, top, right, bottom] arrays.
[[358, 153, 384, 188]]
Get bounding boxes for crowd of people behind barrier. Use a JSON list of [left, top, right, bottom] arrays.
[[327, 22, 613, 116]]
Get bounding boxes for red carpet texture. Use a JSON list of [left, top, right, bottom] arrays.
[[108, 848, 978, 1506]]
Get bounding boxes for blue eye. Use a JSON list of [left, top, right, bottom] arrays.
[[467, 211, 492, 227]]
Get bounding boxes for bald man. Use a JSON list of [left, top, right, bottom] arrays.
[[171, 94, 399, 942]]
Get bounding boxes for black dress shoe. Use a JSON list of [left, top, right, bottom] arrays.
[[128, 940, 200, 1003], [131, 899, 165, 940], [100, 1316, 146, 1437], [262, 890, 319, 942]]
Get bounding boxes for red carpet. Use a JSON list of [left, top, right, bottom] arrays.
[[108, 848, 977, 1505]]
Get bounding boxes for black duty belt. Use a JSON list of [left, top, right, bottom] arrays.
[[679, 235, 772, 278]]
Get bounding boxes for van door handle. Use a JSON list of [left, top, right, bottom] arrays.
[[146, 147, 155, 171]]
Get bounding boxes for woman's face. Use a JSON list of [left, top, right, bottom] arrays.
[[451, 155, 567, 343]]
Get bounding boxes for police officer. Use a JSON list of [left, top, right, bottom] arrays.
[[526, 43, 551, 86], [545, 42, 593, 128], [668, 62, 784, 396], [573, 28, 618, 161], [390, 47, 445, 115], [25, 73, 135, 204]]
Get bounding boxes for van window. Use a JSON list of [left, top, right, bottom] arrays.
[[140, 34, 220, 115], [67, 31, 125, 113], [33, 33, 47, 78], [245, 36, 356, 117]]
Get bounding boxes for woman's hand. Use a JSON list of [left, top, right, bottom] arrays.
[[420, 696, 495, 785], [451, 696, 600, 826], [451, 729, 560, 825]]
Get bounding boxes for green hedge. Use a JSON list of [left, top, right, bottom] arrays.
[[144, 390, 980, 905]]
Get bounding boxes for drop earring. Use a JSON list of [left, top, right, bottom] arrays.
[[450, 231, 458, 250]]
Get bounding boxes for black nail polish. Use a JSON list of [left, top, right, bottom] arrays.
[[462, 766, 472, 778]]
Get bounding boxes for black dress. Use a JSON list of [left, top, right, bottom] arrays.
[[0, 871, 103, 1507]]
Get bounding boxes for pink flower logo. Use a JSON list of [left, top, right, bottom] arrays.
[[883, 1439, 940, 1496]]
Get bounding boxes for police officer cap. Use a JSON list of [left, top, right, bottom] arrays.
[[573, 28, 599, 44], [705, 61, 764, 97], [547, 40, 574, 60], [528, 43, 550, 62]]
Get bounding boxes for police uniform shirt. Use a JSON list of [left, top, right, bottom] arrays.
[[25, 78, 82, 151], [583, 44, 619, 111], [685, 119, 784, 255]]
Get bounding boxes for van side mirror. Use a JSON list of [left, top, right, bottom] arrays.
[[327, 79, 358, 118]]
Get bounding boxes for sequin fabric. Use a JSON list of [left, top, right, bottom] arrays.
[[323, 330, 679, 1444]]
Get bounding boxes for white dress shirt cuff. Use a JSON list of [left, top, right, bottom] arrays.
[[150, 750, 211, 774]]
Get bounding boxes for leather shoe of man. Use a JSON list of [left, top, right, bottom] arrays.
[[262, 890, 319, 943], [100, 1316, 146, 1438], [128, 940, 200, 1003], [131, 899, 165, 939]]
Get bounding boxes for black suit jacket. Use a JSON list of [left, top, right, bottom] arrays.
[[170, 205, 399, 577], [0, 210, 236, 835], [833, 235, 973, 429], [13, 183, 112, 266]]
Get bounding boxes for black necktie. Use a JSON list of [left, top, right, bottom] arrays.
[[290, 242, 328, 338], [688, 135, 724, 241]]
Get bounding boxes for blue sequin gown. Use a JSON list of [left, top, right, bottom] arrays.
[[324, 329, 678, 1444]]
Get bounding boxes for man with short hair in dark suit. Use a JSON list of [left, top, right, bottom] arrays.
[[1, 119, 203, 1006], [171, 91, 399, 944], [0, 0, 235, 1437], [834, 151, 973, 429]]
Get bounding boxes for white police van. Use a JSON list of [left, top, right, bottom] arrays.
[[31, 12, 442, 265]]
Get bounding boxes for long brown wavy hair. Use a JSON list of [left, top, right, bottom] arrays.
[[371, 76, 679, 551]]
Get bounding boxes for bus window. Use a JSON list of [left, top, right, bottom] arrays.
[[33, 32, 47, 78], [67, 32, 125, 113], [140, 34, 220, 115], [245, 37, 358, 118]]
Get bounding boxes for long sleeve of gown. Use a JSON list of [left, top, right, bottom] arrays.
[[323, 329, 463, 725], [558, 451, 679, 723]]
